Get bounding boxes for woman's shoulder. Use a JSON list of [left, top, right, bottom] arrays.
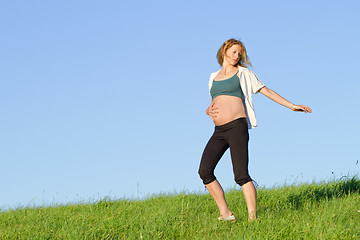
[[209, 69, 221, 80], [238, 66, 254, 74]]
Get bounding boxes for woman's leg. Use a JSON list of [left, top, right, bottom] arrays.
[[242, 181, 257, 220], [199, 129, 230, 217], [205, 180, 232, 218], [228, 118, 257, 220]]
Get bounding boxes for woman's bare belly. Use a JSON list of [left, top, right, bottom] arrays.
[[212, 95, 246, 126]]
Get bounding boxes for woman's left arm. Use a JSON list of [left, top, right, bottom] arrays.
[[259, 86, 312, 113]]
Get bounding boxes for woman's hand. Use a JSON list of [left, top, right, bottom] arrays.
[[206, 102, 219, 120], [291, 104, 312, 113]]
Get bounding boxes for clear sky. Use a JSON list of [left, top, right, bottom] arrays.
[[1, 0, 359, 211]]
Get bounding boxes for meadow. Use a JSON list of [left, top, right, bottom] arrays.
[[1, 177, 359, 239]]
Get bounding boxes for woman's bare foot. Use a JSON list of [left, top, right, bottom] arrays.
[[248, 211, 257, 221]]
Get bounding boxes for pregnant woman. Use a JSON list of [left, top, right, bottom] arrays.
[[198, 38, 312, 221]]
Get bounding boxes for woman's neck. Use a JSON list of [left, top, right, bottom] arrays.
[[221, 64, 238, 74]]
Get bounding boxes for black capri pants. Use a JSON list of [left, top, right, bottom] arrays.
[[198, 117, 252, 186]]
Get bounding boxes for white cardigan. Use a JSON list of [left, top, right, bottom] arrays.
[[208, 66, 265, 129]]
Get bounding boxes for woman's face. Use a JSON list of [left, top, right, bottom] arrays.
[[224, 44, 241, 66]]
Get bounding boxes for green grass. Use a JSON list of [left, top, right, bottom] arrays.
[[1, 177, 360, 239]]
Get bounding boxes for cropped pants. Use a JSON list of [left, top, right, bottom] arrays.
[[198, 117, 252, 186]]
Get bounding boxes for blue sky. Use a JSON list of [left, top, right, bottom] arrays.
[[1, 1, 359, 210]]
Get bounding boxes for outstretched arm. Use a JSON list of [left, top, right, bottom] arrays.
[[259, 86, 312, 113]]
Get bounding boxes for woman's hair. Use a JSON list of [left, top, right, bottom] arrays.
[[216, 38, 252, 68]]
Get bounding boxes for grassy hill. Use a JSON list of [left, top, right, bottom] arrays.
[[1, 177, 359, 239]]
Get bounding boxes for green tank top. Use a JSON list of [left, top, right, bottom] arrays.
[[210, 71, 245, 100]]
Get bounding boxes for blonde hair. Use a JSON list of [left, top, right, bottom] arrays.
[[216, 38, 252, 68]]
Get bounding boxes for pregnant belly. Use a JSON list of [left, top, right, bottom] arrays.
[[212, 96, 247, 126]]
